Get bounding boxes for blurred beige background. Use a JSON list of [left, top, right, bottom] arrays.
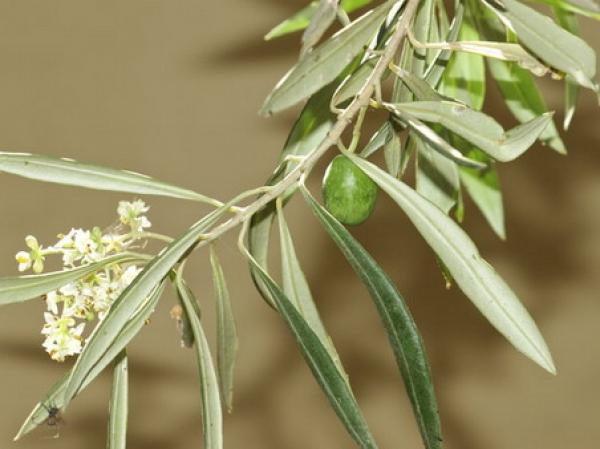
[[0, 1, 599, 448]]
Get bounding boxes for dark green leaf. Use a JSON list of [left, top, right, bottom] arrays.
[[277, 206, 347, 377], [247, 256, 378, 449], [303, 188, 443, 449]]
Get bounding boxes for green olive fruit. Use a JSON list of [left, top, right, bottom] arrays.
[[322, 155, 379, 226]]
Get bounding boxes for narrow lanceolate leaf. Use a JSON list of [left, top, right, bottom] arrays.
[[553, 8, 581, 130], [423, 4, 464, 87], [439, 13, 486, 110], [534, 0, 600, 20], [302, 0, 340, 56], [391, 101, 553, 162], [265, 0, 374, 40], [383, 128, 402, 178], [63, 207, 230, 406], [472, 3, 566, 153], [412, 0, 436, 77], [388, 107, 487, 169], [334, 56, 378, 106], [277, 206, 347, 378], [420, 40, 551, 77], [360, 120, 393, 158], [454, 140, 506, 239], [15, 283, 164, 441], [209, 246, 239, 413], [247, 256, 378, 449], [303, 188, 443, 449], [348, 154, 556, 374], [0, 152, 217, 204], [0, 253, 144, 306], [487, 60, 566, 154], [484, 0, 597, 90], [176, 274, 223, 449], [260, 1, 392, 115], [415, 137, 460, 214], [107, 351, 129, 449]]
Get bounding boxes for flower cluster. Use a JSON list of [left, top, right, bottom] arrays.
[[15, 200, 153, 362]]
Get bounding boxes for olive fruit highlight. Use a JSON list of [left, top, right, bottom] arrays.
[[322, 155, 378, 225]]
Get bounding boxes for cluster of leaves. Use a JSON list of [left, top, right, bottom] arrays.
[[0, 0, 597, 448]]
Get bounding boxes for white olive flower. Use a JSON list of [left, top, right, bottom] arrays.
[[15, 235, 45, 273], [41, 312, 85, 362], [15, 251, 32, 272], [54, 229, 76, 249], [45, 291, 61, 315], [117, 200, 151, 234], [101, 233, 124, 254]]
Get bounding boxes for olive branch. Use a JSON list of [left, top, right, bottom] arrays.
[[0, 0, 598, 448]]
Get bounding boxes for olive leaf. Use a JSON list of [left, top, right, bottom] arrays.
[[415, 136, 460, 214], [15, 282, 164, 440], [302, 187, 443, 449], [360, 120, 393, 157], [412, 0, 437, 77], [209, 246, 239, 413], [484, 0, 597, 90], [260, 1, 393, 115], [423, 4, 464, 87], [107, 351, 129, 449], [388, 107, 487, 169], [471, 2, 566, 153], [264, 0, 374, 40], [389, 101, 553, 162], [424, 40, 552, 77], [383, 127, 402, 177], [302, 0, 340, 56], [487, 60, 567, 154], [277, 206, 348, 378], [0, 253, 146, 306], [334, 56, 378, 106], [534, 0, 600, 20], [247, 255, 379, 449], [454, 137, 506, 239], [439, 13, 485, 110], [176, 272, 223, 449], [553, 8, 581, 130], [0, 152, 217, 205], [347, 153, 556, 374]]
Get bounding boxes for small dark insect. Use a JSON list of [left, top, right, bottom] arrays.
[[40, 403, 64, 438]]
